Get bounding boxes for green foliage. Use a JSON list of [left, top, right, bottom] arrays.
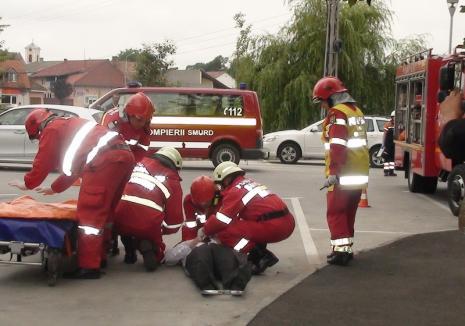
[[51, 79, 73, 104], [186, 55, 229, 71], [0, 17, 10, 62], [230, 0, 426, 133], [115, 48, 141, 61], [135, 41, 176, 86]]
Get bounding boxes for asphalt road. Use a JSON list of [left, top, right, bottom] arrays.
[[0, 160, 457, 326]]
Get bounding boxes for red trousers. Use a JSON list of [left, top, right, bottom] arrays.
[[76, 149, 134, 269], [114, 202, 165, 262], [326, 186, 362, 240], [216, 214, 295, 253]]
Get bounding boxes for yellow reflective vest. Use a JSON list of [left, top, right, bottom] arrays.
[[322, 103, 369, 190]]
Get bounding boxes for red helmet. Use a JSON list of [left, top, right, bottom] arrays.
[[190, 175, 216, 207], [25, 109, 54, 140], [312, 76, 348, 102], [124, 92, 155, 121]]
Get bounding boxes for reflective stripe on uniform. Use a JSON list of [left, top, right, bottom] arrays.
[[195, 213, 207, 224], [339, 175, 369, 186], [330, 237, 353, 246], [347, 138, 367, 148], [216, 212, 232, 224], [185, 221, 197, 228], [137, 143, 149, 151], [333, 245, 353, 253], [242, 185, 270, 205], [335, 118, 346, 126], [126, 139, 138, 146], [86, 131, 119, 164], [63, 121, 97, 176], [329, 138, 347, 147], [78, 225, 102, 236], [121, 194, 163, 212], [162, 221, 183, 229], [130, 172, 171, 199], [233, 238, 249, 251]]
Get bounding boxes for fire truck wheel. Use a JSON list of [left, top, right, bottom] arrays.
[[277, 142, 301, 164], [369, 145, 384, 168], [211, 143, 240, 167], [447, 164, 465, 216]]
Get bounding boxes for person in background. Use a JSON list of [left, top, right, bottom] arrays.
[[312, 76, 369, 266], [382, 111, 397, 176], [438, 89, 465, 161], [113, 147, 183, 271], [9, 108, 135, 279]]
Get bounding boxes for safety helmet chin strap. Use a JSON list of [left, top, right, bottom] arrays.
[[38, 113, 58, 132]]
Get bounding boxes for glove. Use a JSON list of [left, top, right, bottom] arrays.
[[323, 175, 339, 188]]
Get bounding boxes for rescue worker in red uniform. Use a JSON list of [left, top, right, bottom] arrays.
[[101, 92, 155, 256], [101, 92, 154, 163], [174, 175, 251, 295], [113, 147, 184, 271], [382, 111, 396, 176], [312, 76, 369, 266], [9, 109, 135, 279], [202, 162, 295, 275]]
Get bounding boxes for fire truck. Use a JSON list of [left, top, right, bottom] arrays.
[[393, 44, 465, 215]]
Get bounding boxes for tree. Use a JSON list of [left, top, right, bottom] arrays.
[[230, 0, 425, 133], [0, 17, 10, 61], [51, 78, 73, 104], [186, 55, 229, 71], [135, 41, 176, 86], [115, 48, 141, 62]]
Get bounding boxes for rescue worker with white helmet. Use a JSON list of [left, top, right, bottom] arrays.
[[201, 162, 295, 275], [382, 111, 397, 176], [312, 76, 369, 266], [9, 108, 135, 279], [113, 147, 184, 271]]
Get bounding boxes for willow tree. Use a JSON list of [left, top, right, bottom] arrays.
[[231, 0, 403, 132]]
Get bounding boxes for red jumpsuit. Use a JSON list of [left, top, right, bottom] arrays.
[[181, 194, 220, 241], [203, 175, 295, 253], [114, 157, 184, 262], [101, 108, 151, 162], [24, 117, 135, 269], [322, 104, 369, 252]]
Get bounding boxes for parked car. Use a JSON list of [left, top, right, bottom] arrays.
[[263, 116, 389, 168], [0, 105, 103, 164]]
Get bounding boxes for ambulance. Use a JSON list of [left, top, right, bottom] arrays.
[[90, 86, 264, 166]]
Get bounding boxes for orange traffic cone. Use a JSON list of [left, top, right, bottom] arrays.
[[358, 188, 370, 208], [72, 178, 81, 187]]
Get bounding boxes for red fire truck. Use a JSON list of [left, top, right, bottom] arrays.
[[393, 44, 465, 215]]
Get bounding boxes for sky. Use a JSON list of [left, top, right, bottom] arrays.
[[1, 0, 465, 69]]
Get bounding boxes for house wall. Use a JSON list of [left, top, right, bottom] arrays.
[[73, 86, 114, 107], [216, 74, 236, 88], [165, 70, 213, 88]]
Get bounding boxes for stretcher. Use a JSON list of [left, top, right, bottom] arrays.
[[0, 196, 78, 286]]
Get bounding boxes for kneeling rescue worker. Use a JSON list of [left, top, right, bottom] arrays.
[[9, 108, 135, 279], [202, 162, 295, 275], [312, 76, 369, 266], [113, 147, 184, 271]]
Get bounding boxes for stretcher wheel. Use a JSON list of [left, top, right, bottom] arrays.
[[46, 249, 62, 287]]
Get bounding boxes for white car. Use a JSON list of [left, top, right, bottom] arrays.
[[0, 105, 103, 164], [263, 116, 389, 168]]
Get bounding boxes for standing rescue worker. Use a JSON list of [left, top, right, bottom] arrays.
[[312, 76, 369, 266], [113, 147, 184, 271], [202, 162, 295, 275], [9, 109, 135, 279], [101, 92, 154, 162], [382, 111, 396, 176]]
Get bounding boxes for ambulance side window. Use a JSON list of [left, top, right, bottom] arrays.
[[150, 93, 188, 116], [221, 95, 243, 117], [194, 95, 219, 116]]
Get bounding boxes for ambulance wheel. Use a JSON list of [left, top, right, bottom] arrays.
[[46, 249, 62, 287], [277, 142, 301, 164], [407, 157, 437, 194], [369, 145, 384, 168], [211, 143, 240, 167], [447, 164, 465, 216]]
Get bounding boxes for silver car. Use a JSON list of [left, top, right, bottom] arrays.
[[263, 116, 389, 168], [0, 105, 103, 164]]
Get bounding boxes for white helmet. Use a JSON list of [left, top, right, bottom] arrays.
[[213, 161, 243, 182], [390, 110, 395, 117], [156, 147, 182, 169]]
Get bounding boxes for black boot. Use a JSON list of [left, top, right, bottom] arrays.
[[327, 251, 352, 266], [63, 268, 101, 279], [121, 235, 137, 264], [384, 170, 389, 177], [389, 170, 397, 176], [250, 248, 279, 275], [139, 240, 159, 272]]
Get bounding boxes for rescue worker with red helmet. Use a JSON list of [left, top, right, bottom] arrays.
[[101, 92, 154, 162], [312, 76, 369, 266], [201, 162, 295, 275], [382, 111, 396, 176], [166, 175, 251, 296], [9, 108, 135, 279], [113, 147, 184, 271]]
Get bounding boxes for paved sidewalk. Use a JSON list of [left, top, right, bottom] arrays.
[[249, 230, 465, 326]]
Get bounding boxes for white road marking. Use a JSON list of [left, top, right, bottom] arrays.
[[418, 194, 451, 213], [290, 197, 321, 265]]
